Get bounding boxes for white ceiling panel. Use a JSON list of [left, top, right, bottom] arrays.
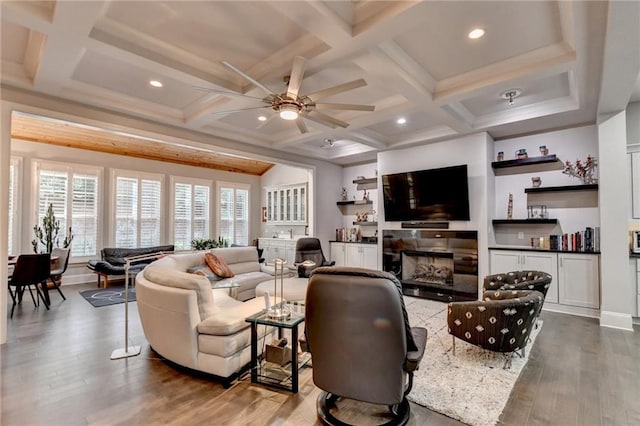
[[1, 21, 30, 64]]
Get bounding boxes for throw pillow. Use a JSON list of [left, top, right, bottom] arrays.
[[186, 264, 221, 285], [204, 253, 235, 278]]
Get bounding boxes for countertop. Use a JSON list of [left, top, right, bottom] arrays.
[[329, 240, 378, 245], [489, 246, 601, 255]]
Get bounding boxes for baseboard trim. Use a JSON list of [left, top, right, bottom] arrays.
[[599, 310, 634, 331], [542, 303, 600, 319]]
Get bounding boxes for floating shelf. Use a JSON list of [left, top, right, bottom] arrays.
[[353, 177, 377, 190], [337, 200, 373, 206], [353, 221, 378, 226], [524, 184, 598, 194], [492, 154, 563, 176], [492, 219, 558, 225]]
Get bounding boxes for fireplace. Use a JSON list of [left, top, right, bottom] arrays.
[[383, 229, 478, 302]]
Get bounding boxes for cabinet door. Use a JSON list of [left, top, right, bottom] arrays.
[[489, 250, 522, 274], [345, 244, 361, 267], [632, 153, 640, 218], [300, 186, 306, 224], [266, 191, 273, 222], [330, 242, 346, 266], [361, 245, 379, 270], [558, 253, 600, 309], [523, 252, 558, 304]]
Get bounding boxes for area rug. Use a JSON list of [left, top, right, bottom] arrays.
[[403, 296, 542, 426], [79, 286, 136, 307]]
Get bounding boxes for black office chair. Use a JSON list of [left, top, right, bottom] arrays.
[[304, 267, 427, 426], [294, 237, 334, 278], [49, 247, 70, 300], [8, 253, 51, 318]]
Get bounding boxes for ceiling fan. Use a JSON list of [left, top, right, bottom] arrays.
[[195, 56, 375, 134]]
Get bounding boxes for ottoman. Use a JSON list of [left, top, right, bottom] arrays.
[[255, 277, 309, 302]]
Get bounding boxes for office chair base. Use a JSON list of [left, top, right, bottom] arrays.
[[317, 391, 410, 426]]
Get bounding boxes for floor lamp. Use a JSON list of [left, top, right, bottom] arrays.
[[110, 251, 167, 360]]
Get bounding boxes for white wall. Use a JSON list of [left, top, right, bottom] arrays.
[[598, 111, 634, 330], [377, 132, 493, 281], [626, 101, 640, 145], [493, 125, 600, 245]]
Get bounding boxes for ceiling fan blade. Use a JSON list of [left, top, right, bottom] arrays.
[[286, 56, 306, 100], [221, 60, 275, 95], [305, 110, 349, 128], [192, 86, 268, 102], [314, 102, 375, 111], [296, 117, 308, 134], [213, 106, 272, 115], [306, 79, 367, 101]]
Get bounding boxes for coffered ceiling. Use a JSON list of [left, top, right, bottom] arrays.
[[1, 1, 637, 166]]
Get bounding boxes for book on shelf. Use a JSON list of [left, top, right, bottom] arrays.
[[554, 226, 599, 252]]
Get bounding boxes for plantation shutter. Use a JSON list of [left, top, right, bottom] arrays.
[[38, 169, 69, 248], [219, 187, 234, 243], [193, 184, 210, 241], [71, 173, 99, 256], [115, 177, 138, 248], [235, 188, 249, 246], [140, 179, 161, 247], [218, 184, 249, 246], [173, 183, 192, 251]]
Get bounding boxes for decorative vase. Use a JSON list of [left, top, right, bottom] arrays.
[[497, 151, 504, 161], [539, 145, 549, 156], [531, 177, 541, 187]]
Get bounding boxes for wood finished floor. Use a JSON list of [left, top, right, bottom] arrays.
[[2, 283, 639, 426]]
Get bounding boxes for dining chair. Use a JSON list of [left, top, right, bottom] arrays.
[[49, 247, 70, 300], [8, 253, 52, 318]]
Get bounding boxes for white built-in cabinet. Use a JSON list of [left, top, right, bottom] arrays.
[[490, 249, 599, 309], [258, 238, 297, 265], [330, 242, 378, 270], [631, 152, 640, 219], [266, 183, 307, 225]]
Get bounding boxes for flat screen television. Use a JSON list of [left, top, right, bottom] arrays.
[[381, 165, 470, 221]]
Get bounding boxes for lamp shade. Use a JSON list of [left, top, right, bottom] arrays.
[[279, 104, 299, 120]]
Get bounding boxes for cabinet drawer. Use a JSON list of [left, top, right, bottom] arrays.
[[637, 258, 640, 272]]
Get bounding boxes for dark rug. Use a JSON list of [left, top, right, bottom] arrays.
[[79, 286, 136, 307]]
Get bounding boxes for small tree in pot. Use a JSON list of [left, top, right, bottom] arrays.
[[32, 203, 74, 254]]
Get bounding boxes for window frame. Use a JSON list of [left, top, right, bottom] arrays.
[[216, 181, 250, 246], [8, 156, 22, 255], [169, 175, 212, 251], [31, 159, 103, 262], [110, 169, 165, 248]]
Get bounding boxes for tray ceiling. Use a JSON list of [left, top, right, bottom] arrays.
[[1, 1, 636, 165]]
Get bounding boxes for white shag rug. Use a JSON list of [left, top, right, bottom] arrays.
[[404, 296, 542, 426]]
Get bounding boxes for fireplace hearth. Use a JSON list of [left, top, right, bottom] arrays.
[[383, 229, 478, 302]]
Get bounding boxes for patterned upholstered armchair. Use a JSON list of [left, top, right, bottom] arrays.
[[483, 270, 552, 299], [447, 290, 544, 367]]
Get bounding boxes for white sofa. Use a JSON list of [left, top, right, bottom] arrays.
[[135, 248, 277, 384]]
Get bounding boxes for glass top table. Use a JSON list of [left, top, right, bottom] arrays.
[[245, 301, 307, 393]]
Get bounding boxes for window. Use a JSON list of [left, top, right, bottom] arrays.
[[8, 157, 21, 254], [217, 182, 249, 246], [171, 177, 211, 250], [112, 170, 163, 248], [33, 160, 102, 258]]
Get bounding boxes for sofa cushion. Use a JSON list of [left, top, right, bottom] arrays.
[[211, 247, 261, 275], [187, 264, 221, 284], [197, 297, 267, 336], [205, 253, 234, 278], [217, 271, 272, 295]]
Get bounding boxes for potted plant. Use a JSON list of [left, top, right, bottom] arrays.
[[191, 236, 229, 250], [32, 203, 73, 254]]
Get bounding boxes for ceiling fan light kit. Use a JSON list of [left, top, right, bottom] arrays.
[[204, 56, 375, 133]]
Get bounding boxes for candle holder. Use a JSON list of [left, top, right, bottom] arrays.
[[267, 258, 291, 320]]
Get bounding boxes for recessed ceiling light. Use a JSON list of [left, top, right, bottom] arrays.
[[149, 80, 163, 88], [258, 115, 267, 121], [468, 28, 485, 39], [397, 117, 407, 124]]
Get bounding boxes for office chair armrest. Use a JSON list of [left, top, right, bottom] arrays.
[[404, 327, 427, 372], [323, 261, 336, 266]]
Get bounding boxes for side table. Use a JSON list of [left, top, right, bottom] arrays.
[[245, 302, 307, 393]]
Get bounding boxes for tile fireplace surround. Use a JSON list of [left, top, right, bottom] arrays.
[[382, 230, 478, 302]]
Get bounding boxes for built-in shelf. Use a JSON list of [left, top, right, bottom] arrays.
[[492, 154, 563, 176], [492, 219, 558, 225], [336, 200, 373, 206], [353, 177, 377, 190], [524, 183, 598, 194], [353, 221, 378, 226]]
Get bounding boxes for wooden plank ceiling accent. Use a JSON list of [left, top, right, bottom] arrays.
[[10, 113, 275, 176]]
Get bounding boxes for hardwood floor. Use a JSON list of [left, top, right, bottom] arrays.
[[2, 283, 639, 426]]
